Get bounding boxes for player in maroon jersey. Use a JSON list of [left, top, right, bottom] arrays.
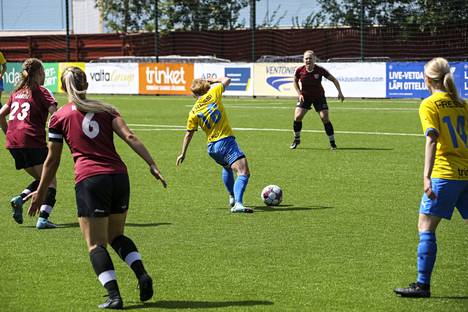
[[27, 67, 167, 309], [0, 58, 58, 228], [290, 50, 344, 150]]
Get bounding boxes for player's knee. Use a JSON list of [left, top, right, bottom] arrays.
[[88, 243, 108, 253]]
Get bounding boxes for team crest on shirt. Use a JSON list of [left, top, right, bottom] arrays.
[[314, 74, 320, 79]]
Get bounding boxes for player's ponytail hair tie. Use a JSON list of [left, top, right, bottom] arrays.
[[22, 69, 29, 78]]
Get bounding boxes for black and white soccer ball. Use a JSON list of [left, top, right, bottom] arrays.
[[261, 185, 283, 206]]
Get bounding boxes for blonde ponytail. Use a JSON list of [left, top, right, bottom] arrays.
[[61, 67, 116, 114], [424, 57, 465, 106]]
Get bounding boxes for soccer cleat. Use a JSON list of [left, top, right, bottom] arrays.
[[36, 217, 57, 229], [394, 282, 431, 298], [229, 195, 235, 208], [290, 138, 300, 149], [330, 142, 337, 150], [230, 203, 253, 213], [10, 196, 24, 224], [138, 273, 154, 302], [98, 296, 123, 309]]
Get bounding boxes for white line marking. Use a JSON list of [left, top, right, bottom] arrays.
[[184, 105, 418, 111], [127, 124, 422, 137]]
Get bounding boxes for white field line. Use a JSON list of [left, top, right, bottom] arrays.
[[127, 124, 422, 137], [184, 105, 418, 111]]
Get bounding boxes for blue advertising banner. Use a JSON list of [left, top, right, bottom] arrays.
[[224, 67, 251, 91], [387, 62, 467, 99], [386, 62, 429, 98], [454, 62, 468, 99]]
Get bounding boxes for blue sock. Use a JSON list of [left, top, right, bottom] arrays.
[[233, 175, 249, 204], [222, 168, 234, 196], [417, 231, 437, 285]]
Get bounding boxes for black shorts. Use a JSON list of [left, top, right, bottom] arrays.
[[75, 174, 130, 218], [9, 147, 48, 170], [296, 96, 328, 112]]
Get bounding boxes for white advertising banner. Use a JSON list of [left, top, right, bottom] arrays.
[[85, 63, 139, 94], [321, 63, 386, 98], [194, 63, 253, 96], [253, 62, 386, 98]]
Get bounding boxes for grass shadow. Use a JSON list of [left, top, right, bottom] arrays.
[[252, 204, 333, 212], [126, 222, 172, 228], [297, 147, 393, 151], [23, 222, 172, 229], [124, 299, 274, 310], [431, 296, 468, 300]]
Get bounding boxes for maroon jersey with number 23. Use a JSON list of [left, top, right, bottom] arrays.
[[5, 86, 57, 148], [48, 103, 127, 184]]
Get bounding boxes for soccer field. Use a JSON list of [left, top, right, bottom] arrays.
[[1, 94, 466, 312]]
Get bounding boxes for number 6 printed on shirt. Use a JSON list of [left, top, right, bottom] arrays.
[[82, 112, 100, 139]]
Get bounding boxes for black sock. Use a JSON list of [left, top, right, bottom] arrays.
[[20, 180, 40, 199], [293, 121, 302, 138], [89, 246, 120, 298], [39, 187, 56, 219], [111, 235, 147, 279], [324, 121, 334, 136]]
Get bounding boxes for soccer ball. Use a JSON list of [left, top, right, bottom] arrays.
[[261, 185, 283, 206]]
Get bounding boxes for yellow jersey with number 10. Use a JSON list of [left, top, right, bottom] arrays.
[[419, 91, 468, 180], [186, 83, 233, 143]]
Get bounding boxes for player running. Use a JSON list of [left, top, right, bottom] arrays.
[[176, 77, 253, 213], [27, 67, 167, 309], [290, 50, 344, 150], [394, 57, 468, 298], [0, 58, 58, 229]]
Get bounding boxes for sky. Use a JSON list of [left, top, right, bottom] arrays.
[[0, 0, 320, 31]]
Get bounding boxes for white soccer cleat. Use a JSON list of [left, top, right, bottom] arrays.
[[230, 203, 253, 213], [229, 195, 235, 208]]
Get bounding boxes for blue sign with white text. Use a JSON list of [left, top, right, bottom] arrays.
[[454, 62, 468, 99], [386, 62, 429, 98], [225, 67, 250, 91]]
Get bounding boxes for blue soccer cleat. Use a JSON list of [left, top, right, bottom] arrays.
[[36, 217, 57, 229], [10, 196, 24, 224]]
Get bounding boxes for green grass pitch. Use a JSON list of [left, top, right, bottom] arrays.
[[0, 94, 466, 311]]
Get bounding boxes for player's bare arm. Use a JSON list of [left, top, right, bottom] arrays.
[[112, 116, 167, 188], [207, 77, 231, 88], [293, 76, 303, 102], [176, 130, 195, 166], [326, 74, 345, 102], [28, 141, 63, 216]]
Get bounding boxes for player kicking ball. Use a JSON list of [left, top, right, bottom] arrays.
[[177, 77, 253, 213], [290, 50, 344, 150]]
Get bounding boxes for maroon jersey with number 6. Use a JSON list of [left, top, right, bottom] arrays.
[[294, 65, 331, 98], [48, 103, 127, 184], [5, 86, 57, 148]]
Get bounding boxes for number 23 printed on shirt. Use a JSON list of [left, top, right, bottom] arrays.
[[442, 115, 467, 148], [197, 103, 221, 129], [8, 101, 31, 121]]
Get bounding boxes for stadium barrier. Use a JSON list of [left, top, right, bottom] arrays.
[[2, 62, 467, 99]]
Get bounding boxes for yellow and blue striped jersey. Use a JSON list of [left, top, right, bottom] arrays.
[[186, 83, 233, 143], [419, 91, 468, 180]]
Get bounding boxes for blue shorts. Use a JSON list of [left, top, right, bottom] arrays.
[[420, 178, 468, 220], [207, 136, 245, 168], [0, 79, 3, 92]]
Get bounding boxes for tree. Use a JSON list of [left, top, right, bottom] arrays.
[[96, 0, 251, 32], [259, 4, 287, 29], [314, 0, 468, 31], [96, 0, 153, 32]]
